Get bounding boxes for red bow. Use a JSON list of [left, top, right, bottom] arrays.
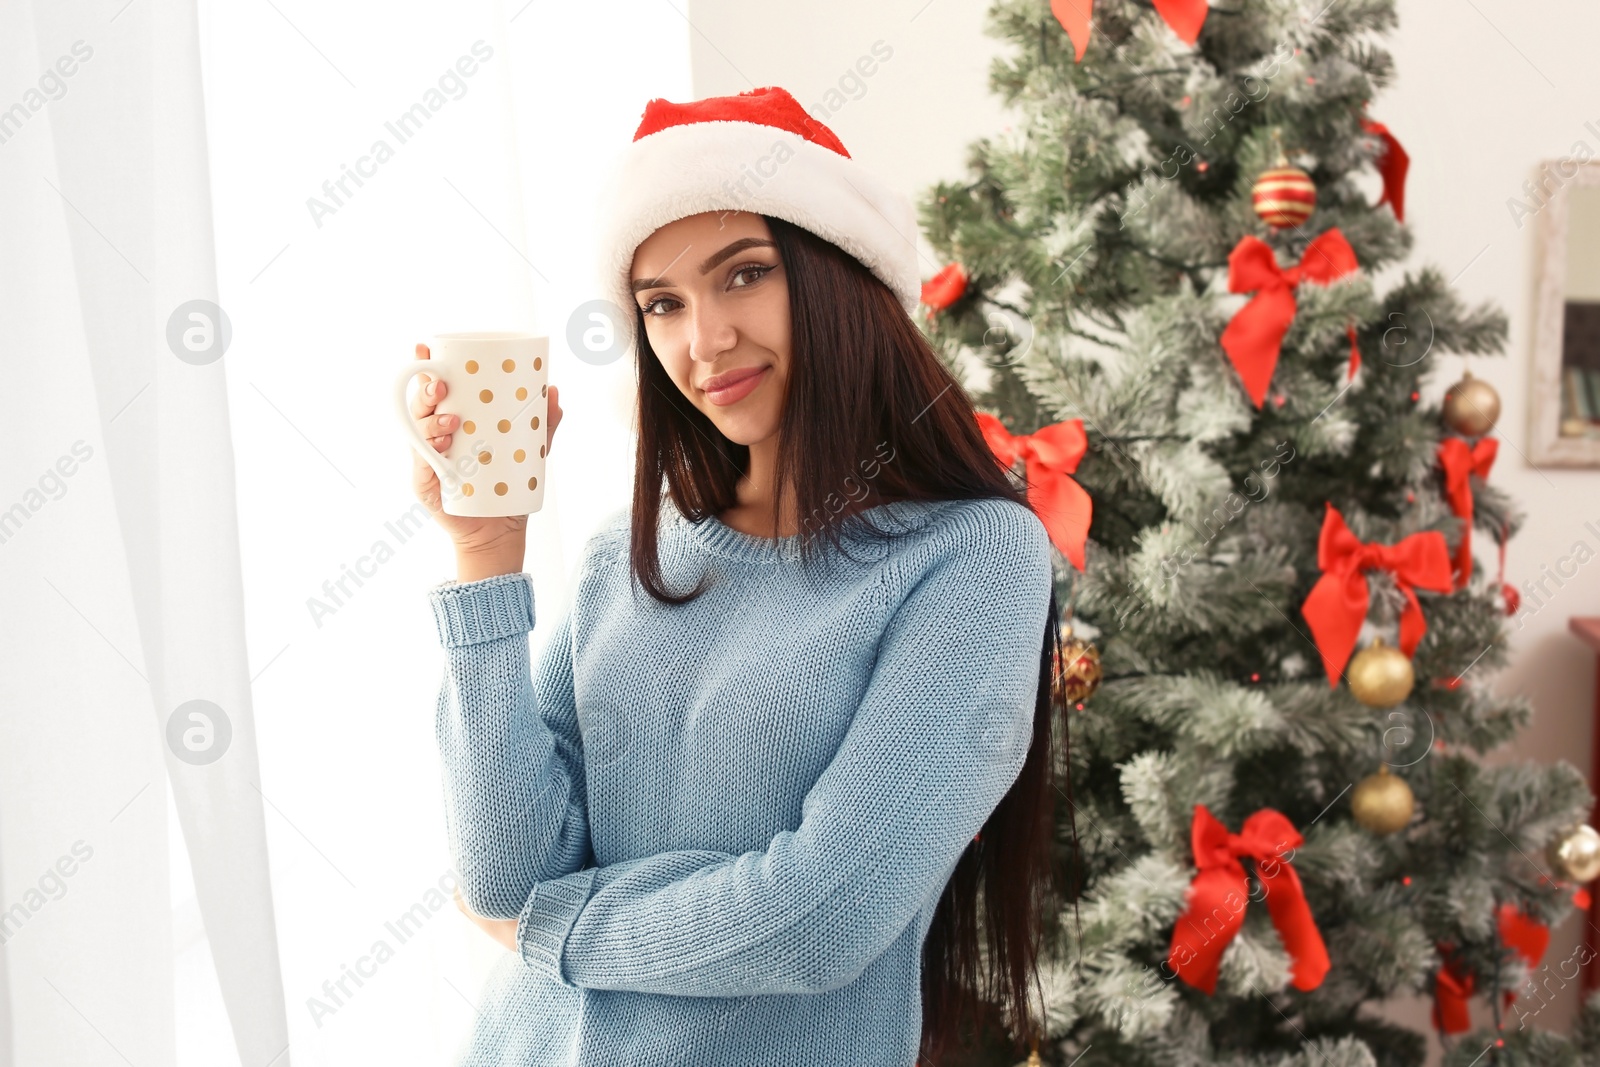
[[1432, 905, 1551, 1033], [921, 262, 967, 314], [976, 411, 1092, 571], [1051, 0, 1207, 62], [1438, 437, 1498, 590], [1301, 503, 1454, 686], [1359, 116, 1410, 222], [1219, 229, 1361, 408], [1167, 806, 1330, 994]]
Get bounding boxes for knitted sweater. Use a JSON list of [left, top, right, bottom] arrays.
[[428, 494, 1053, 1066]]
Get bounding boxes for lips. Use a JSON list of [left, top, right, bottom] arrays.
[[702, 365, 770, 407], [700, 366, 767, 393]]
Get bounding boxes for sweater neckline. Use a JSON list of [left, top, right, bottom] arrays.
[[671, 496, 950, 563]]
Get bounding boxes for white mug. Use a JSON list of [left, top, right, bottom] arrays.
[[394, 332, 549, 517]]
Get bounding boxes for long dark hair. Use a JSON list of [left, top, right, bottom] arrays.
[[625, 212, 1074, 1064]]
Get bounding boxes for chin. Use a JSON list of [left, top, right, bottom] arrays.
[[705, 409, 780, 446]]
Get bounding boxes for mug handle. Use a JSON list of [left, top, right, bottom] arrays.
[[394, 362, 462, 492]]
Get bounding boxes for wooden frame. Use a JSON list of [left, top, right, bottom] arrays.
[[1530, 158, 1600, 466]]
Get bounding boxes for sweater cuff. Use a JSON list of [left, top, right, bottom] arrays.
[[517, 866, 599, 988], [427, 572, 535, 648]]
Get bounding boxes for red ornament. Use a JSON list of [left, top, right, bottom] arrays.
[[1301, 503, 1454, 686], [1167, 806, 1330, 993], [920, 263, 967, 312], [975, 411, 1093, 571], [1219, 229, 1360, 408], [1251, 165, 1317, 228], [1438, 436, 1498, 589]]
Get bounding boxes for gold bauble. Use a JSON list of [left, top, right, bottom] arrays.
[[1351, 766, 1415, 835], [1346, 637, 1415, 708], [1442, 371, 1501, 437], [1054, 628, 1102, 706], [1549, 824, 1600, 883]]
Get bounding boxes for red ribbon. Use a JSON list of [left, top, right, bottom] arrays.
[[1359, 116, 1410, 223], [1497, 518, 1519, 615], [1431, 950, 1475, 1033], [1498, 902, 1551, 976], [1051, 0, 1208, 62], [1219, 229, 1361, 409], [1167, 806, 1330, 994], [920, 262, 967, 313], [1437, 436, 1498, 590], [976, 411, 1092, 571], [1346, 322, 1361, 381], [1301, 503, 1454, 686]]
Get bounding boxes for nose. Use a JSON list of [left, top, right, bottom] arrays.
[[686, 296, 737, 364]]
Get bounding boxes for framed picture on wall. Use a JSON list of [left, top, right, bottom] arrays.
[[1530, 157, 1600, 466]]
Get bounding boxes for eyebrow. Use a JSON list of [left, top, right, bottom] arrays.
[[630, 237, 777, 293]]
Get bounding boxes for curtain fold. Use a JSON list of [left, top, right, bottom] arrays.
[[3, 0, 687, 1061], [2, 0, 288, 1063]]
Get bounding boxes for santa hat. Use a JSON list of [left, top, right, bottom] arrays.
[[594, 86, 921, 355]]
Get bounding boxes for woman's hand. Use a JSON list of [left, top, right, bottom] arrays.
[[409, 342, 563, 578], [453, 885, 520, 952]]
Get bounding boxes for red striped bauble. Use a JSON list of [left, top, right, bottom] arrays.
[[1251, 165, 1317, 229]]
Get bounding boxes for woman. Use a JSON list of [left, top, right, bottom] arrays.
[[407, 86, 1069, 1066]]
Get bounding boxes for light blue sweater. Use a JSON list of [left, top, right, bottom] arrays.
[[428, 494, 1053, 1066]]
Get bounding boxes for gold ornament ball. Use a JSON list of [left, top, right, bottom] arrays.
[[1251, 164, 1317, 229], [1549, 824, 1600, 883], [1443, 371, 1501, 437], [1347, 638, 1415, 708], [1351, 766, 1415, 835], [1054, 629, 1102, 706]]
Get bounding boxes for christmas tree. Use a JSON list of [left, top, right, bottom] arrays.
[[916, 1, 1600, 1064]]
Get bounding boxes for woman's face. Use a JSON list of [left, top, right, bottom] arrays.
[[630, 211, 791, 448]]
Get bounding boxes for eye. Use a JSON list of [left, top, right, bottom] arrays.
[[728, 262, 775, 288], [639, 293, 680, 317]]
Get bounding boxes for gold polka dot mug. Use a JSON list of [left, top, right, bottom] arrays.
[[394, 331, 549, 517]]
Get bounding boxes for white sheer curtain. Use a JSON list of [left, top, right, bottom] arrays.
[[0, 0, 688, 1062]]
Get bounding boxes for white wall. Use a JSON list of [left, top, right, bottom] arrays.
[[684, 0, 1600, 1057]]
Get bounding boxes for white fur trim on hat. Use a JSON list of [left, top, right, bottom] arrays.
[[594, 119, 921, 355]]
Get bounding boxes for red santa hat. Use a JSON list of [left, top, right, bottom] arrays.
[[594, 86, 921, 354]]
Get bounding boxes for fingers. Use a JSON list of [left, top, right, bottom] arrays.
[[425, 411, 456, 452], [409, 343, 448, 421], [548, 384, 562, 450]]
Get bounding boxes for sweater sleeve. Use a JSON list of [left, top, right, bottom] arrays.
[[514, 500, 1053, 996], [430, 571, 593, 920]]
